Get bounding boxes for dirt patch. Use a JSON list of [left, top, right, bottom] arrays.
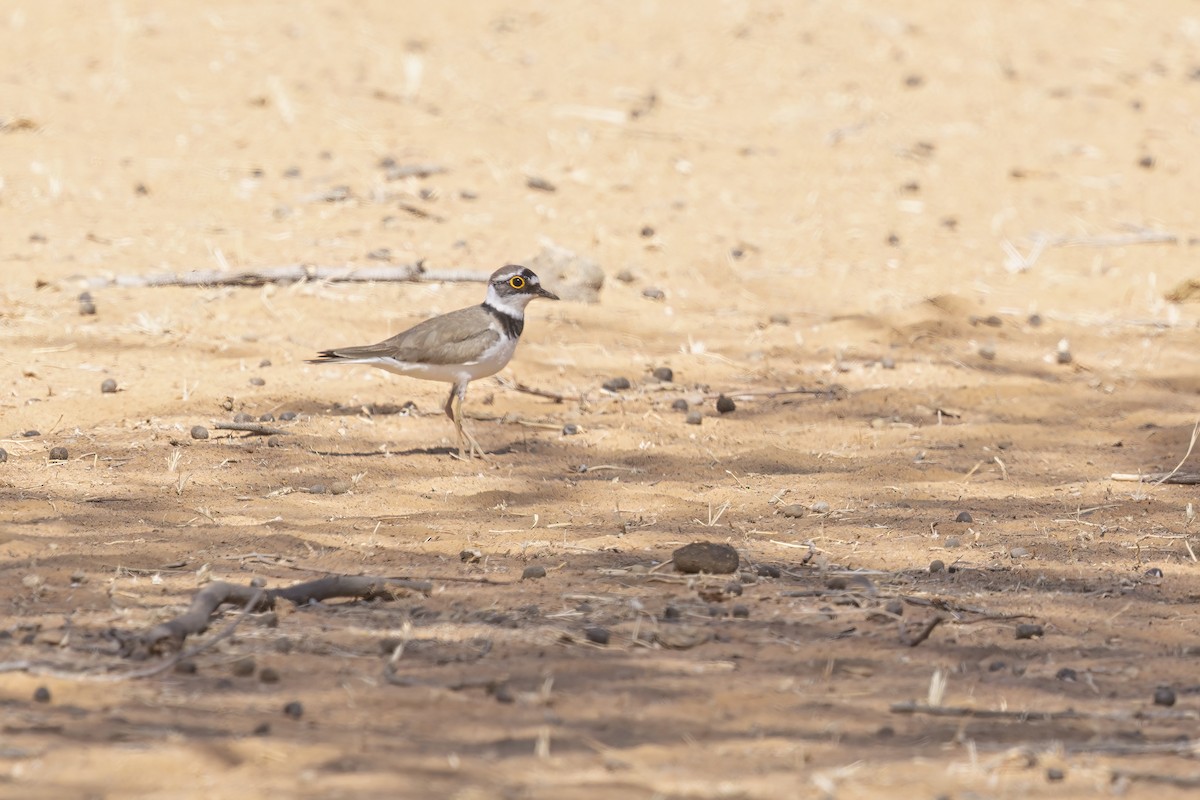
[[4, 1, 1200, 797]]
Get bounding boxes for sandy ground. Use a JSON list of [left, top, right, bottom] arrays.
[[4, 1, 1200, 797]]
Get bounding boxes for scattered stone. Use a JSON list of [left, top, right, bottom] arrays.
[[1154, 686, 1176, 707], [522, 565, 547, 580], [1046, 767, 1065, 783], [756, 564, 781, 578], [780, 504, 806, 518], [1010, 546, 1030, 559], [524, 242, 605, 303], [23, 430, 40, 437], [673, 542, 739, 574], [671, 398, 689, 412], [715, 395, 736, 414], [259, 413, 275, 422], [640, 226, 655, 237], [307, 484, 326, 495], [978, 343, 997, 360], [460, 549, 482, 563], [929, 559, 945, 573], [652, 366, 674, 382], [260, 359, 272, 368], [662, 605, 682, 621], [654, 626, 711, 649], [249, 377, 266, 386], [1145, 567, 1164, 579], [79, 292, 97, 316], [253, 722, 271, 736], [584, 626, 610, 646], [723, 581, 743, 597], [231, 657, 256, 677], [731, 604, 750, 618], [33, 686, 51, 703], [884, 599, 904, 616], [526, 175, 556, 192], [233, 412, 254, 423], [175, 660, 198, 674], [259, 668, 281, 684], [561, 423, 580, 436], [944, 537, 961, 549], [1056, 667, 1078, 681], [222, 398, 234, 411], [70, 570, 86, 585], [1138, 155, 1155, 169], [768, 313, 790, 326], [615, 269, 635, 283], [1028, 313, 1043, 327], [282, 701, 304, 719], [279, 411, 298, 421], [810, 500, 830, 514], [266, 436, 284, 448], [48, 446, 68, 462], [1015, 623, 1044, 640], [880, 355, 896, 369], [602, 376, 631, 392], [955, 511, 973, 523], [328, 480, 351, 495], [191, 426, 209, 440], [685, 410, 703, 425], [0, 448, 7, 463], [642, 287, 665, 301], [100, 378, 118, 394]]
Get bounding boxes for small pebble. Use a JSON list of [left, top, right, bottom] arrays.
[[79, 299, 97, 316], [279, 411, 298, 421], [522, 565, 547, 580], [1010, 546, 1030, 559], [642, 287, 665, 301], [282, 701, 304, 719], [307, 484, 326, 495], [652, 366, 674, 382], [249, 377, 266, 386], [253, 722, 271, 736], [885, 599, 904, 616], [944, 536, 961, 549], [929, 560, 945, 573], [221, 398, 234, 411], [259, 359, 272, 367], [233, 412, 254, 423], [780, 504, 805, 518], [731, 604, 750, 618], [1046, 767, 1065, 783], [955, 511, 973, 523], [880, 355, 896, 369], [561, 423, 580, 436], [1027, 313, 1043, 327], [526, 175, 556, 192], [231, 657, 256, 677], [756, 564, 781, 578], [492, 685, 515, 703], [329, 480, 351, 495], [685, 410, 703, 425], [978, 343, 997, 360], [584, 626, 610, 646], [259, 413, 275, 422], [663, 605, 682, 621], [191, 426, 209, 440], [640, 226, 655, 237], [70, 570, 86, 585], [100, 378, 118, 394], [0, 448, 7, 463], [266, 436, 283, 448], [1153, 686, 1176, 707], [49, 446, 68, 462], [460, 549, 482, 563], [1145, 567, 1164, 579], [810, 500, 830, 514], [1015, 623, 1044, 640], [615, 269, 635, 283], [602, 376, 631, 392], [23, 430, 40, 438], [259, 668, 281, 684], [1056, 667, 1078, 681], [33, 686, 51, 703], [671, 398, 689, 412], [673, 542, 739, 574], [715, 395, 736, 414], [250, 576, 267, 588], [768, 313, 790, 326], [175, 660, 198, 674], [723, 581, 743, 597]]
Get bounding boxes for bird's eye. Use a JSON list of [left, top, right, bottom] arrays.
[[508, 275, 526, 289]]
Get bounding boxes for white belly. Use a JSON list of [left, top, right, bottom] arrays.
[[367, 336, 518, 386]]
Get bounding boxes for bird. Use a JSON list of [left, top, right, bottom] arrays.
[[308, 265, 559, 459]]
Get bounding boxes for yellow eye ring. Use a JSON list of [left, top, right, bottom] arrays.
[[508, 275, 526, 289]]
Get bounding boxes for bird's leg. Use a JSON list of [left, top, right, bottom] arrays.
[[446, 383, 484, 460]]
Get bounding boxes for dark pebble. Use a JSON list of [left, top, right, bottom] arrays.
[[1154, 686, 1176, 707], [955, 511, 973, 523], [175, 660, 198, 674], [652, 367, 674, 382], [1138, 155, 1155, 169], [259, 668, 281, 684], [715, 395, 736, 414], [662, 605, 682, 621], [33, 686, 51, 703], [1028, 313, 1043, 327], [640, 226, 655, 237], [562, 423, 580, 436], [259, 359, 272, 367], [522, 565, 547, 580], [780, 504, 806, 518], [671, 398, 689, 412], [731, 604, 750, 618], [253, 722, 271, 736], [250, 576, 267, 588], [1145, 567, 1164, 579], [79, 300, 97, 315], [723, 581, 743, 597], [673, 541, 739, 574], [259, 413, 275, 422], [880, 355, 896, 369], [1056, 667, 1077, 682], [929, 559, 945, 573], [988, 660, 1006, 672], [49, 446, 68, 462], [282, 701, 304, 719], [279, 411, 298, 421], [756, 564, 781, 578], [249, 377, 266, 386], [0, 448, 7, 463], [221, 398, 234, 411], [23, 430, 40, 437], [615, 269, 635, 283], [602, 377, 631, 392], [1015, 623, 1044, 640], [460, 549, 482, 563], [584, 626, 610, 645], [307, 484, 326, 494], [526, 176, 556, 192], [885, 599, 904, 616], [231, 657, 256, 677], [233, 412, 254, 423], [492, 685, 515, 703], [266, 436, 283, 448], [1046, 767, 1065, 782], [100, 378, 118, 394], [329, 481, 350, 495], [191, 426, 209, 440], [642, 287, 665, 301], [768, 313, 790, 326], [685, 410, 703, 425]]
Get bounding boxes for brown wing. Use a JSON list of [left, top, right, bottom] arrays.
[[316, 306, 501, 366]]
